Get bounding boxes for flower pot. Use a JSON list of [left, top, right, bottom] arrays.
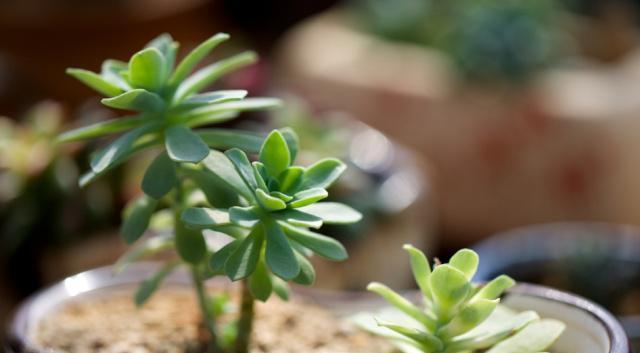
[[472, 222, 640, 351], [6, 263, 633, 353]]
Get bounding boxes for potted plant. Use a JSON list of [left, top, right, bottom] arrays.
[[3, 32, 633, 353]]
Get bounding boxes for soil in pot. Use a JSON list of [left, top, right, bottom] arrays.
[[32, 287, 396, 353]]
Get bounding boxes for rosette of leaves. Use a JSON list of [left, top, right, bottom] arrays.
[[59, 32, 280, 187], [365, 245, 565, 353], [182, 129, 362, 300]]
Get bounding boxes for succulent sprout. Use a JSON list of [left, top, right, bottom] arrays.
[[365, 246, 565, 353], [182, 130, 362, 301]]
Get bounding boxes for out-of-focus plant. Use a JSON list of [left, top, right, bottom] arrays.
[[365, 245, 565, 353], [352, 0, 569, 82], [59, 33, 361, 353]]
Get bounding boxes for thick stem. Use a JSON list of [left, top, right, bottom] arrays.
[[173, 171, 222, 353], [234, 280, 255, 353]]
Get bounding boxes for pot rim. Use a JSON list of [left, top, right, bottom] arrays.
[[4, 263, 632, 353]]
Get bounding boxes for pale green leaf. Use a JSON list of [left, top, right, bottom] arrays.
[[264, 220, 299, 280], [165, 125, 209, 163], [66, 68, 123, 96], [101, 89, 165, 112], [301, 158, 346, 189], [279, 222, 347, 261], [129, 47, 167, 92], [296, 202, 362, 224], [170, 33, 230, 86], [259, 130, 290, 177], [288, 188, 328, 208]]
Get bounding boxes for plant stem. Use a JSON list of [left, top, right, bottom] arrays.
[[191, 266, 223, 353], [234, 280, 255, 353], [173, 171, 222, 353]]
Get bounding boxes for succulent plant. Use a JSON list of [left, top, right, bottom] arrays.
[[59, 33, 360, 353], [365, 245, 565, 353], [181, 129, 361, 301]]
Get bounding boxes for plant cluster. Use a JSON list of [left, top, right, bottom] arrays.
[[365, 245, 565, 353], [60, 33, 361, 353], [352, 0, 568, 81]]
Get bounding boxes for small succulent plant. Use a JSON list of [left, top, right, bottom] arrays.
[[59, 33, 360, 353], [182, 130, 361, 301], [365, 245, 565, 353]]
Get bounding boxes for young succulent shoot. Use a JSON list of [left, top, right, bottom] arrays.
[[182, 129, 362, 301], [366, 246, 565, 353]]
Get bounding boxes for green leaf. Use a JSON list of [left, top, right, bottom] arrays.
[[225, 148, 258, 190], [263, 220, 299, 280], [114, 234, 173, 274], [256, 189, 287, 211], [375, 319, 442, 351], [367, 282, 436, 331], [170, 33, 230, 86], [273, 209, 323, 229], [181, 207, 230, 229], [301, 158, 346, 190], [175, 219, 207, 263], [174, 51, 257, 102], [145, 33, 176, 77], [182, 167, 239, 208], [259, 130, 290, 177], [101, 59, 131, 90], [288, 188, 328, 208], [101, 89, 165, 112], [278, 166, 305, 193], [90, 124, 157, 173], [485, 320, 565, 353], [280, 222, 347, 261], [292, 252, 316, 285], [182, 98, 281, 128], [57, 115, 147, 142], [202, 150, 254, 201], [197, 128, 263, 153], [403, 244, 432, 300], [175, 90, 247, 110], [474, 275, 516, 301], [279, 127, 299, 163], [165, 125, 209, 163], [120, 195, 158, 244], [449, 249, 479, 280], [270, 191, 292, 202], [296, 202, 362, 224], [129, 47, 167, 92], [66, 68, 123, 96], [210, 241, 240, 272], [135, 261, 179, 306], [229, 206, 260, 228], [252, 162, 269, 191], [429, 264, 472, 319], [270, 275, 290, 300], [142, 152, 176, 199], [249, 259, 273, 301], [441, 299, 499, 338], [225, 228, 264, 280]]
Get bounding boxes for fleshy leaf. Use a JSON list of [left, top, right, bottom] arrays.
[[176, 90, 247, 110], [264, 221, 299, 280], [57, 115, 147, 142], [165, 125, 209, 163], [485, 320, 565, 353], [142, 152, 176, 199], [280, 222, 347, 261], [301, 158, 346, 189], [175, 219, 206, 263], [181, 207, 230, 229], [429, 265, 472, 319], [449, 249, 479, 280], [129, 47, 167, 92], [120, 195, 158, 244], [288, 188, 328, 208], [210, 241, 240, 272], [279, 127, 299, 163], [473, 275, 516, 301], [170, 33, 230, 86], [256, 189, 287, 211], [202, 150, 254, 201], [296, 202, 362, 224], [225, 228, 264, 280], [90, 124, 157, 173], [101, 89, 165, 112], [367, 282, 436, 331], [259, 130, 290, 177], [66, 68, 123, 97], [197, 128, 263, 153], [114, 234, 173, 274], [249, 259, 273, 301], [271, 275, 290, 300], [135, 261, 179, 306], [375, 319, 442, 352], [225, 148, 259, 191], [292, 252, 316, 285], [403, 244, 432, 300], [229, 206, 261, 228], [174, 51, 257, 102], [274, 209, 323, 229], [278, 166, 305, 193], [440, 299, 499, 338]]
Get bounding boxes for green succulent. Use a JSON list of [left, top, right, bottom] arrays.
[[365, 246, 565, 353], [59, 33, 280, 188], [181, 130, 362, 300]]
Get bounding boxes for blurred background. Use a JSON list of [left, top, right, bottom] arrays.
[[2, 0, 640, 348]]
